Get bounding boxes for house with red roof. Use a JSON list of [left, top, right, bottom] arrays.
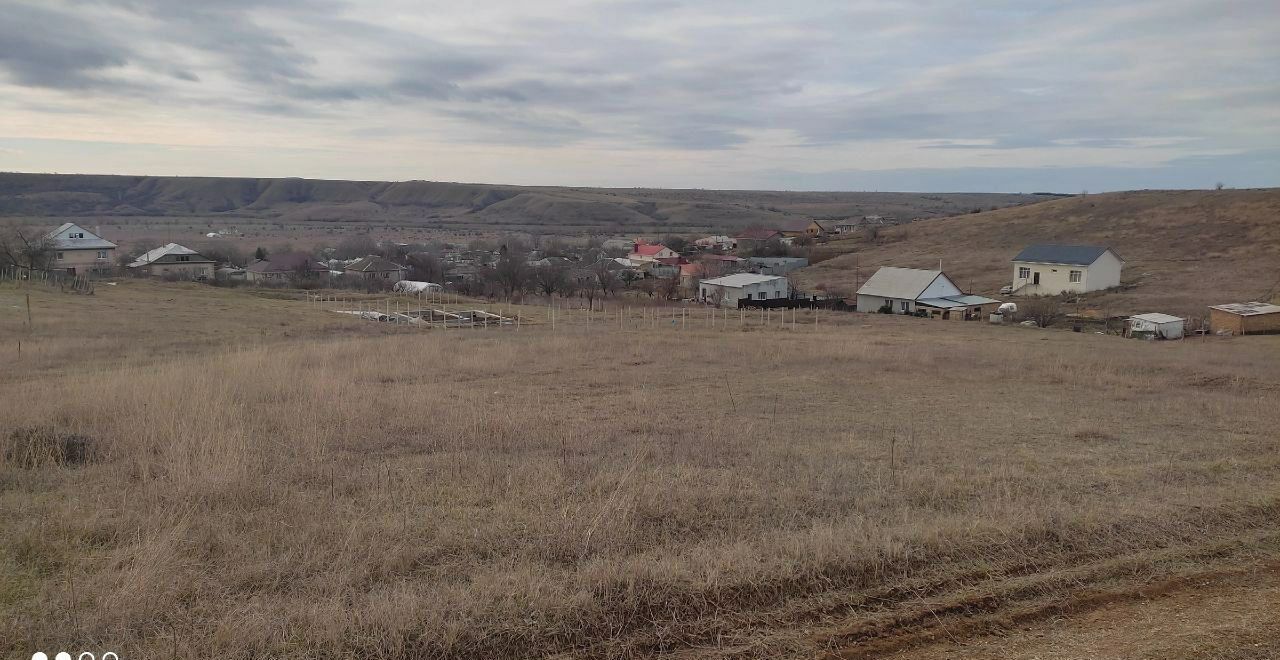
[[628, 242, 677, 263]]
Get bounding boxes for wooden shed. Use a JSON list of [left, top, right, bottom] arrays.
[[1208, 302, 1280, 335]]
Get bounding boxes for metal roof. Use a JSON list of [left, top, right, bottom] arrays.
[[1012, 244, 1116, 266], [128, 243, 211, 267], [345, 255, 406, 272], [700, 273, 786, 288], [1129, 313, 1184, 324], [917, 294, 1001, 309], [46, 222, 117, 250], [1209, 302, 1280, 316], [856, 267, 946, 299]]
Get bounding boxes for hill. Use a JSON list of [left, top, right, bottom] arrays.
[[800, 188, 1280, 318], [0, 172, 1052, 234]]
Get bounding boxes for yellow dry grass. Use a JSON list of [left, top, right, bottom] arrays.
[[1, 281, 1278, 658]]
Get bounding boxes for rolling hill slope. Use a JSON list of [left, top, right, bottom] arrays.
[[800, 189, 1280, 318], [0, 172, 1051, 233]]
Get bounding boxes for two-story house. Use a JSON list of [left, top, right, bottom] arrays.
[[46, 223, 116, 276]]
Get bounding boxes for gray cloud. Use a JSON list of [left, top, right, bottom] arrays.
[[0, 0, 1276, 189], [0, 4, 133, 89]]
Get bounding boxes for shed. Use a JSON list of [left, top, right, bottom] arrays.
[[1208, 302, 1280, 335], [1126, 313, 1185, 339]]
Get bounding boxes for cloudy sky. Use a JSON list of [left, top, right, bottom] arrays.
[[0, 0, 1277, 191]]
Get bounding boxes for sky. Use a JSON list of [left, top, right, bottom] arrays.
[[0, 0, 1277, 192]]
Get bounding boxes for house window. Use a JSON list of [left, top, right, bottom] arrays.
[[177, 255, 190, 262], [757, 292, 766, 300], [70, 232, 84, 239], [97, 250, 108, 259], [1018, 266, 1030, 279], [1069, 270, 1082, 283], [899, 300, 909, 311], [383, 272, 390, 278]]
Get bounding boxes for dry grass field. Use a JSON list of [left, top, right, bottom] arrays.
[[802, 188, 1280, 319], [2, 280, 1279, 658]]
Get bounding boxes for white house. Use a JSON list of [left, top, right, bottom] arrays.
[[699, 273, 788, 307], [856, 267, 998, 318], [1126, 313, 1185, 339], [1010, 245, 1123, 295]]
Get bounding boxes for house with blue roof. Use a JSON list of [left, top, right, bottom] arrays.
[[1010, 244, 1123, 296]]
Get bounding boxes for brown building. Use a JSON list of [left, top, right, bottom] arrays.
[[127, 243, 216, 279], [245, 252, 329, 282], [1208, 302, 1280, 335], [46, 223, 116, 276]]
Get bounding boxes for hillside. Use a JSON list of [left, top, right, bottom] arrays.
[[0, 172, 1051, 234], [800, 189, 1280, 318]]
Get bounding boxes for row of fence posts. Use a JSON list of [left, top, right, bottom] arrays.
[[305, 289, 524, 331], [302, 288, 822, 333], [1, 265, 95, 294]]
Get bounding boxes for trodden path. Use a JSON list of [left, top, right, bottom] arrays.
[[858, 562, 1279, 660]]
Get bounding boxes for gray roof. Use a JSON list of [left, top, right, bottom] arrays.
[[128, 243, 213, 268], [345, 255, 405, 272], [700, 273, 786, 288], [1012, 244, 1117, 266], [1209, 302, 1280, 316], [46, 222, 117, 250], [917, 294, 1001, 309], [747, 257, 808, 266], [1130, 313, 1184, 324], [857, 267, 948, 299]]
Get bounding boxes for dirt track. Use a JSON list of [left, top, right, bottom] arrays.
[[844, 563, 1280, 660]]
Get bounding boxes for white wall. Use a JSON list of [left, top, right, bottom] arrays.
[[1083, 251, 1123, 292], [701, 280, 787, 307], [1011, 250, 1123, 295], [920, 274, 962, 299], [857, 294, 916, 313]]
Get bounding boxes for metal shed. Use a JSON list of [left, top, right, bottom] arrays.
[[1126, 313, 1185, 339]]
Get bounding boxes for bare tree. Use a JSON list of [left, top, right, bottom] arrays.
[[593, 262, 621, 297], [1023, 296, 1063, 328], [335, 235, 378, 259], [493, 251, 530, 300], [532, 262, 569, 297], [406, 252, 445, 283], [0, 226, 53, 270]]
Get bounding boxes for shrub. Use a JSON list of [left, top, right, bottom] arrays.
[[3, 426, 95, 468]]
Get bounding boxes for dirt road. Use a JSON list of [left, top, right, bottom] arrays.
[[864, 564, 1279, 660]]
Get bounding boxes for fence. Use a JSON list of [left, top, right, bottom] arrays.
[[0, 265, 96, 294]]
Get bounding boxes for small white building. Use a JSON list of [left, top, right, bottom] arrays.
[[1126, 313, 1185, 339], [1010, 245, 1123, 295], [699, 273, 788, 307]]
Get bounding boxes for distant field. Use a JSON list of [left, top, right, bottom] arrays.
[[799, 188, 1280, 318], [2, 280, 1277, 658]]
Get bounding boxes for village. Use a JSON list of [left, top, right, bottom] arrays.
[[5, 218, 1277, 339]]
